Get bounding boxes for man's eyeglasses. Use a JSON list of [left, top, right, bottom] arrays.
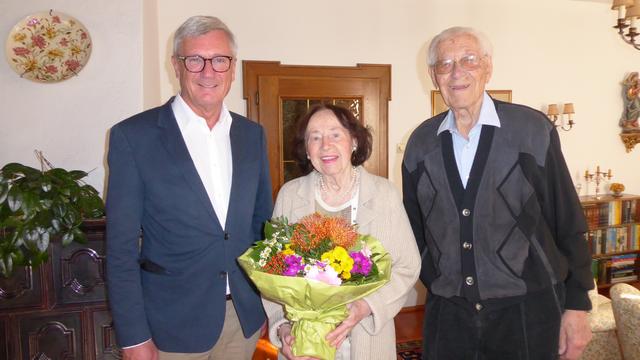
[[177, 55, 233, 73], [432, 54, 483, 75]]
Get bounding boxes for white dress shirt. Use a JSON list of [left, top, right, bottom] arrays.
[[172, 94, 233, 229], [436, 92, 501, 188]]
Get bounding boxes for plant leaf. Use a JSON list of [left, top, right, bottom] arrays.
[[68, 170, 88, 180], [7, 186, 23, 212], [73, 228, 87, 244], [0, 181, 9, 204], [36, 232, 50, 252], [61, 231, 74, 246]]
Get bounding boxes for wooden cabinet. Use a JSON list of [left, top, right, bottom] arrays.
[[0, 219, 121, 359], [580, 194, 640, 296]]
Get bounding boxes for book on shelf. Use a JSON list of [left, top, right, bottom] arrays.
[[610, 275, 639, 284], [582, 198, 640, 229], [581, 195, 640, 287]]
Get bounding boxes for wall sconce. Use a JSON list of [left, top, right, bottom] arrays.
[[612, 0, 640, 50], [546, 103, 575, 131]]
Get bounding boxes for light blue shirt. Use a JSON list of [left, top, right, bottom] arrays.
[[436, 92, 501, 188]]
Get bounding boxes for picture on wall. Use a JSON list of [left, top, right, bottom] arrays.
[[431, 90, 512, 116]]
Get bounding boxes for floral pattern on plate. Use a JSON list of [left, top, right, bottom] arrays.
[[5, 10, 92, 82]]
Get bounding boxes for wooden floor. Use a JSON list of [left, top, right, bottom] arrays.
[[394, 305, 424, 343], [252, 305, 425, 360]]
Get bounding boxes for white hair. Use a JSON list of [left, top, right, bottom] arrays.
[[173, 16, 237, 56], [427, 26, 493, 65]]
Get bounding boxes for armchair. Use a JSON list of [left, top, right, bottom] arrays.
[[580, 280, 621, 360], [610, 283, 640, 360]]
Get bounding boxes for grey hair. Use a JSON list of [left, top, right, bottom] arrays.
[[173, 16, 237, 56], [427, 26, 493, 66]]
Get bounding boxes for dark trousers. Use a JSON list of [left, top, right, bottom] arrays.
[[422, 286, 564, 360]]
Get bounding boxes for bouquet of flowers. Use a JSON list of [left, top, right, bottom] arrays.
[[238, 213, 391, 360]]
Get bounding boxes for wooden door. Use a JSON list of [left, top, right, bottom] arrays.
[[243, 61, 390, 198]]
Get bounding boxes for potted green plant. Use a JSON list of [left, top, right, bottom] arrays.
[[0, 153, 104, 277]]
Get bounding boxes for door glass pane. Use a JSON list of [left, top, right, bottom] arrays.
[[281, 98, 361, 183]]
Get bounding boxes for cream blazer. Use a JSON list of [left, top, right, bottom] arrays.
[[263, 167, 421, 360]]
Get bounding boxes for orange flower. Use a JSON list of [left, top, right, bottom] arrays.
[[263, 252, 287, 275], [290, 213, 325, 252], [322, 216, 357, 249], [290, 213, 357, 252]]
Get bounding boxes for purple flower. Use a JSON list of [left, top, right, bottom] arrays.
[[283, 254, 304, 276], [350, 251, 372, 276]]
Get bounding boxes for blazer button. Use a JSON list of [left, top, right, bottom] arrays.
[[462, 209, 471, 216], [224, 232, 229, 240], [219, 271, 227, 279]]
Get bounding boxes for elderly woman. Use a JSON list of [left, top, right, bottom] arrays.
[[262, 104, 420, 360]]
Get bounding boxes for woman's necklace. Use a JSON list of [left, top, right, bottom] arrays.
[[318, 167, 360, 204]]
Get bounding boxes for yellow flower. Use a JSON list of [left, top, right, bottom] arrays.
[[13, 33, 26, 42], [321, 251, 335, 263], [45, 26, 58, 39], [282, 244, 295, 256], [322, 246, 354, 280], [70, 44, 82, 56], [47, 48, 64, 59]]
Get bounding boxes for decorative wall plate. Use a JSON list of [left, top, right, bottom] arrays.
[[5, 10, 92, 82]]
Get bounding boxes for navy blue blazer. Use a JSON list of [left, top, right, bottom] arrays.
[[105, 98, 273, 352]]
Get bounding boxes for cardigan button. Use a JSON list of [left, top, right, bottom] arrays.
[[462, 208, 471, 216], [463, 242, 473, 250], [465, 276, 475, 286]]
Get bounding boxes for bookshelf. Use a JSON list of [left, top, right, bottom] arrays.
[[580, 194, 640, 296]]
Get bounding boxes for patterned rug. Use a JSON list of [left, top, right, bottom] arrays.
[[396, 339, 422, 360]]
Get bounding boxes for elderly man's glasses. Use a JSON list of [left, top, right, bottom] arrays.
[[177, 55, 233, 73], [432, 54, 483, 75]]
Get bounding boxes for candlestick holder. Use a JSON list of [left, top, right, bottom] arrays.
[[584, 166, 612, 199]]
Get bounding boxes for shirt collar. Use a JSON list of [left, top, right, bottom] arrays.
[[436, 92, 501, 135], [172, 93, 232, 132]]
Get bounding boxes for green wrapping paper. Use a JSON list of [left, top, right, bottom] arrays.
[[238, 235, 391, 360]]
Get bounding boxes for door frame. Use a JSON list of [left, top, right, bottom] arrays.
[[243, 61, 391, 196]]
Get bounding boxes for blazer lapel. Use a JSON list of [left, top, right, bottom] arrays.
[[157, 99, 220, 228], [227, 115, 245, 227]]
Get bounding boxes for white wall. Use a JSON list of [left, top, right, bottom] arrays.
[[3, 0, 640, 304], [149, 0, 640, 196], [0, 0, 142, 194]]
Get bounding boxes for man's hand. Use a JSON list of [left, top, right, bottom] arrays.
[[325, 299, 372, 348], [123, 340, 159, 360], [558, 310, 592, 360], [278, 323, 318, 360]]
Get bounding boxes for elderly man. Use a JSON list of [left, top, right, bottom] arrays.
[[402, 27, 593, 360], [106, 16, 272, 360]]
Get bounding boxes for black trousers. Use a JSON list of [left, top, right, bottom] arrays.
[[422, 286, 564, 360]]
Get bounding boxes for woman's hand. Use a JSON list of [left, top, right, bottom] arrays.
[[278, 323, 319, 360], [325, 299, 372, 348]]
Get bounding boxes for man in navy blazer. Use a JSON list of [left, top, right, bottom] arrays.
[[106, 16, 272, 360]]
